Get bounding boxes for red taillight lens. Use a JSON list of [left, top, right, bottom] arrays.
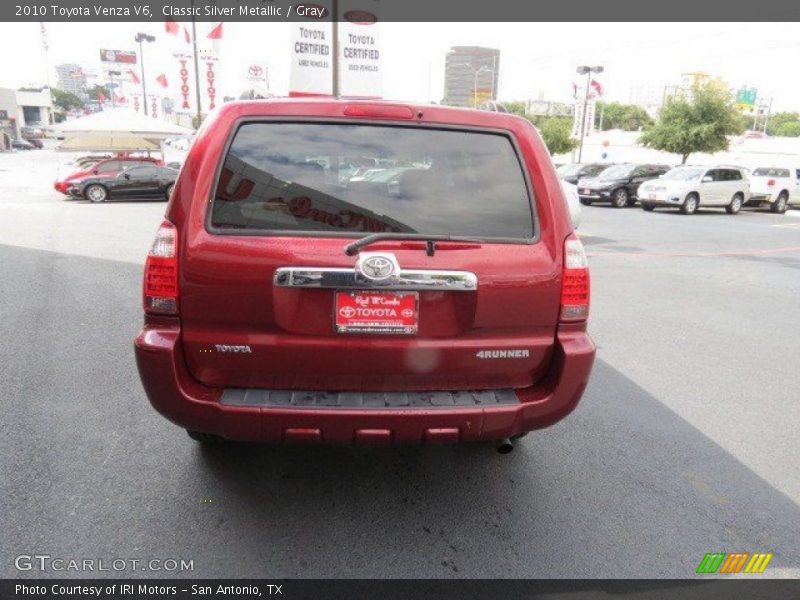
[[143, 220, 178, 315], [767, 179, 775, 187], [560, 233, 590, 322]]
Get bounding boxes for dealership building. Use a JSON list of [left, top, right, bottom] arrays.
[[0, 87, 54, 148]]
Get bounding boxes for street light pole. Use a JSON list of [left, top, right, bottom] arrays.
[[135, 32, 155, 116], [454, 63, 491, 107], [576, 65, 603, 163], [331, 0, 339, 97], [107, 70, 120, 108]]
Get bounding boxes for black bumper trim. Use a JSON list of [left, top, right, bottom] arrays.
[[220, 388, 519, 409]]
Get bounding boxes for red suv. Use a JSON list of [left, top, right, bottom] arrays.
[[134, 100, 595, 450], [54, 156, 163, 195]]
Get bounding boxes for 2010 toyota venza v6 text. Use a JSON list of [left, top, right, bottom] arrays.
[[133, 99, 596, 450]]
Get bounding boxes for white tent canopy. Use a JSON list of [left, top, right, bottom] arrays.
[[55, 109, 192, 137], [54, 109, 193, 153], [56, 136, 162, 152]]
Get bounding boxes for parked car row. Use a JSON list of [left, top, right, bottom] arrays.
[[558, 162, 800, 215]]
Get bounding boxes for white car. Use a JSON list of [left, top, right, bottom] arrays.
[[745, 167, 800, 213], [560, 179, 582, 229], [637, 166, 750, 215]]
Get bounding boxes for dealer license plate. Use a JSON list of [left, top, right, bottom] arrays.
[[335, 290, 419, 334]]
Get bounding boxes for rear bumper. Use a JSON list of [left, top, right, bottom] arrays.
[[745, 194, 771, 205], [134, 325, 595, 444]]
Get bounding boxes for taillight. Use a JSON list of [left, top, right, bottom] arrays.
[[560, 233, 590, 322], [767, 179, 775, 187], [143, 220, 178, 315]]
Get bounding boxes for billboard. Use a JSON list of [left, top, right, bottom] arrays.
[[338, 16, 381, 98], [289, 1, 381, 98], [735, 87, 758, 111], [289, 22, 333, 96], [99, 49, 137, 65]]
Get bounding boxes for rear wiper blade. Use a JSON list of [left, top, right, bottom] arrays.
[[344, 233, 483, 256]]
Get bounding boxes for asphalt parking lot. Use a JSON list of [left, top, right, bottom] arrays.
[[1, 147, 799, 578]]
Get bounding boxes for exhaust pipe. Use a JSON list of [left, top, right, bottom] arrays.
[[495, 438, 514, 454]]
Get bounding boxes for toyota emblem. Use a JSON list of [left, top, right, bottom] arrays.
[[356, 253, 398, 281]]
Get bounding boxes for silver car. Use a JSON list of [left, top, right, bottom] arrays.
[[638, 166, 750, 215]]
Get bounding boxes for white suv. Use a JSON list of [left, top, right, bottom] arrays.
[[638, 166, 750, 215], [746, 167, 800, 214]]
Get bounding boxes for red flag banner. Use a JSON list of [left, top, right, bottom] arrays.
[[129, 69, 141, 84], [174, 52, 193, 111], [165, 19, 179, 36], [156, 73, 169, 88], [207, 22, 223, 39], [183, 26, 191, 44], [205, 60, 217, 110]]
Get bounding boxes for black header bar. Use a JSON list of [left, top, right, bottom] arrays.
[[3, 0, 800, 22]]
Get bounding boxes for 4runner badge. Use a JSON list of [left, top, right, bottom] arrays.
[[476, 350, 530, 359]]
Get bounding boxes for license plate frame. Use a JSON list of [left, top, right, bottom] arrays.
[[334, 290, 419, 335]]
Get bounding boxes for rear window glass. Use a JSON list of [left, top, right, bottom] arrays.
[[210, 122, 534, 239], [96, 161, 120, 173], [753, 168, 789, 177]]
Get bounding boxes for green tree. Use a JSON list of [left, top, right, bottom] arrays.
[[595, 101, 653, 131], [639, 83, 744, 164], [503, 101, 528, 118], [766, 112, 800, 136], [774, 121, 800, 137], [86, 84, 108, 101], [536, 117, 578, 155], [51, 88, 83, 112]]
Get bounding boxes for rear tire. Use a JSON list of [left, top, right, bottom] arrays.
[[726, 193, 743, 214], [579, 198, 592, 206], [85, 184, 108, 203], [187, 430, 225, 444], [641, 203, 655, 212], [771, 192, 788, 214], [681, 193, 698, 215], [612, 188, 629, 208], [165, 183, 174, 201]]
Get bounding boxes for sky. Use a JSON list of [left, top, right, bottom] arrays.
[[0, 22, 799, 110]]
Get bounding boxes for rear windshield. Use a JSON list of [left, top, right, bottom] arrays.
[[753, 168, 789, 177], [210, 122, 534, 239]]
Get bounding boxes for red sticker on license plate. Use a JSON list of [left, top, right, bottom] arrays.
[[335, 291, 418, 334]]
